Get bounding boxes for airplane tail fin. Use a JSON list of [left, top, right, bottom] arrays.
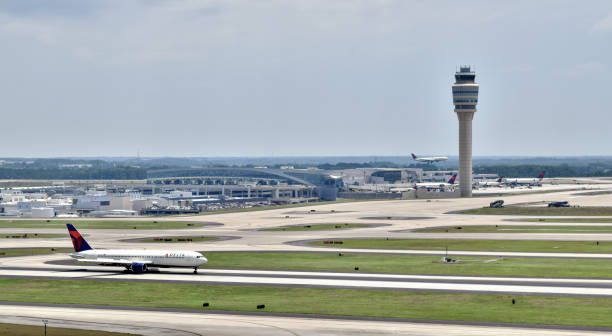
[[448, 174, 457, 184], [411, 153, 417, 159], [539, 171, 546, 180], [497, 176, 503, 183], [67, 224, 93, 252]]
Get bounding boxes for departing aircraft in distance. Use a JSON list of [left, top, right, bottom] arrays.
[[67, 224, 207, 274], [503, 171, 546, 186], [411, 153, 448, 164], [415, 174, 457, 189]]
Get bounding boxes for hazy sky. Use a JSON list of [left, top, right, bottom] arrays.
[[1, 0, 611, 157]]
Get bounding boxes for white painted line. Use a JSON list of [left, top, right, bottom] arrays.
[[5, 269, 612, 296]]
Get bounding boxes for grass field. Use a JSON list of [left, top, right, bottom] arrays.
[[0, 220, 207, 230], [459, 206, 612, 216], [309, 238, 612, 253], [4, 279, 612, 328], [196, 199, 373, 215], [140, 236, 218, 243], [261, 223, 369, 231], [0, 248, 73, 257], [0, 233, 64, 239], [0, 323, 133, 336], [201, 251, 612, 278], [522, 218, 612, 223], [414, 225, 612, 233]]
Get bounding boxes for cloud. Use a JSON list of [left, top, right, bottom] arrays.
[[570, 61, 606, 76], [0, 0, 105, 18], [0, 0, 611, 156], [0, 14, 58, 44], [591, 13, 612, 33]]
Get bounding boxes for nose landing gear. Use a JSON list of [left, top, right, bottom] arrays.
[[194, 267, 198, 274]]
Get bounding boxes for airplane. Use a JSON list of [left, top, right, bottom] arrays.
[[66, 224, 208, 274], [503, 171, 546, 186], [415, 174, 457, 189], [411, 153, 448, 164], [475, 176, 504, 187]]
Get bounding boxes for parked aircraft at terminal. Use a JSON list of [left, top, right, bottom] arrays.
[[503, 171, 546, 186], [67, 224, 208, 273], [411, 153, 448, 164], [475, 176, 504, 187], [415, 174, 457, 189]]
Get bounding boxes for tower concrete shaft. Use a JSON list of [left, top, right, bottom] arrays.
[[452, 66, 479, 197], [457, 112, 474, 197]]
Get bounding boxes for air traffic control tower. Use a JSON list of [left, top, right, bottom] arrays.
[[452, 65, 479, 197]]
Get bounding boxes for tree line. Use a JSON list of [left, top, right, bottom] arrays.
[[473, 164, 612, 178], [0, 167, 147, 180]]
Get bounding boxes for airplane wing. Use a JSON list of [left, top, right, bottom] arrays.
[[77, 258, 153, 265]]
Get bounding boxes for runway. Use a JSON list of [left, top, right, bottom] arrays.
[[5, 266, 612, 297], [0, 314, 196, 336], [4, 185, 612, 334], [1, 303, 611, 336]]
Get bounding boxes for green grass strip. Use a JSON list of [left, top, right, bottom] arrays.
[[0, 248, 73, 258], [0, 233, 64, 239], [140, 236, 218, 243], [415, 225, 612, 233], [522, 218, 612, 223], [309, 238, 612, 253], [202, 252, 612, 278], [3, 279, 612, 328], [195, 199, 376, 216], [261, 223, 369, 231], [0, 220, 205, 230], [459, 207, 612, 216]]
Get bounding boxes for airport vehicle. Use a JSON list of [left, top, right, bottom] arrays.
[[548, 201, 570, 208], [415, 174, 457, 189], [411, 153, 448, 164], [503, 171, 546, 186], [66, 224, 207, 273], [489, 200, 504, 208]]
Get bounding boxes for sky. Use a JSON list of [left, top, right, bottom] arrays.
[[0, 0, 611, 157]]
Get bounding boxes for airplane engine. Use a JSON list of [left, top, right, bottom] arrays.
[[131, 263, 148, 273]]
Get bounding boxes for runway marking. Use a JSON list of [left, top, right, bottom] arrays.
[[0, 314, 201, 336], [2, 301, 612, 335], [6, 268, 612, 297]]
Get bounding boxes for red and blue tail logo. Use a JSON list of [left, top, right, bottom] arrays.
[[448, 174, 457, 184], [497, 176, 503, 183], [538, 171, 546, 179], [67, 224, 93, 252], [411, 153, 417, 159]]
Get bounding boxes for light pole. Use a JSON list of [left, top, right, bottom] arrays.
[[42, 319, 48, 336]]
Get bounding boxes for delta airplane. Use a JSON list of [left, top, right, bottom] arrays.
[[411, 153, 448, 164], [67, 224, 207, 274], [415, 174, 457, 189], [503, 171, 546, 186], [476, 176, 504, 187]]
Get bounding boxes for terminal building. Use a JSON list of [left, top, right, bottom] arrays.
[[0, 164, 501, 218], [145, 167, 332, 201]]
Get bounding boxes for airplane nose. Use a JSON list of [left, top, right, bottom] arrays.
[[199, 257, 208, 265]]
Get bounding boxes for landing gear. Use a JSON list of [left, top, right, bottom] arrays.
[[194, 267, 198, 274]]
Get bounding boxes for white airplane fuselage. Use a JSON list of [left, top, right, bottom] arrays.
[[414, 157, 448, 163], [70, 249, 208, 268], [504, 178, 542, 185]]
